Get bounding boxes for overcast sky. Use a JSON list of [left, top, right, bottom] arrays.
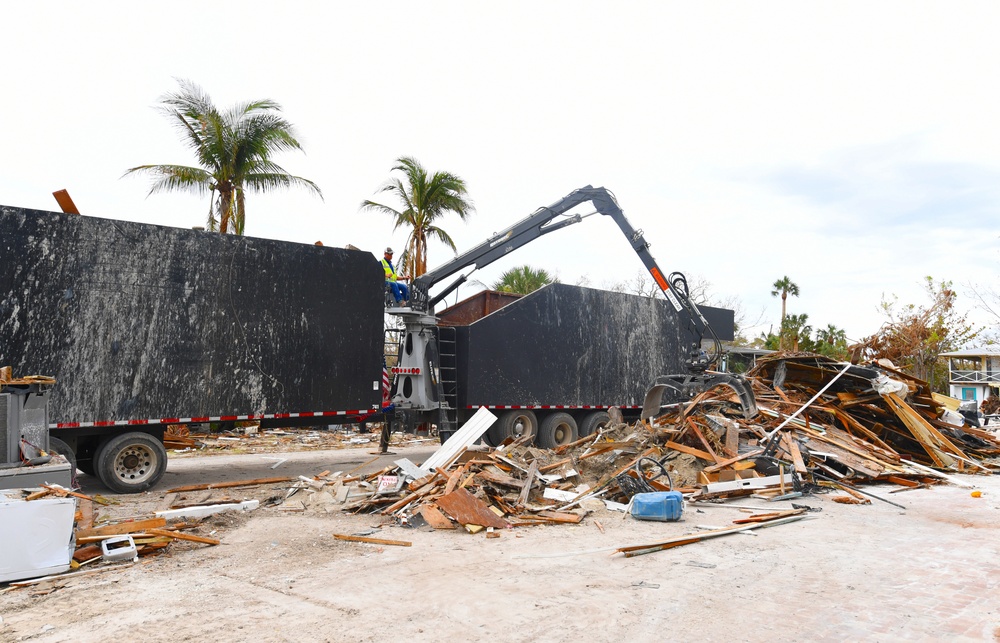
[[4, 2, 998, 343]]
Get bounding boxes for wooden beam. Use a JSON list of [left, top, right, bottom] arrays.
[[702, 448, 764, 474], [663, 440, 717, 463], [782, 434, 808, 474], [686, 419, 723, 464], [333, 534, 412, 547], [76, 517, 166, 539], [724, 421, 739, 458], [165, 477, 294, 493], [516, 460, 539, 508], [147, 528, 220, 546], [52, 189, 80, 214]]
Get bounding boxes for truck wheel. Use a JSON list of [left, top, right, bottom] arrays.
[[47, 437, 77, 474], [579, 411, 611, 437], [488, 410, 537, 445], [537, 412, 578, 449], [95, 432, 167, 494]]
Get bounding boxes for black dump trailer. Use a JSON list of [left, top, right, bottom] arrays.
[[443, 284, 734, 448], [0, 205, 385, 492]]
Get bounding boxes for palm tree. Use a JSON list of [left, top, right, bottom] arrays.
[[493, 265, 556, 295], [816, 324, 847, 346], [771, 276, 800, 350], [781, 313, 812, 352], [361, 156, 474, 278], [125, 79, 322, 235]]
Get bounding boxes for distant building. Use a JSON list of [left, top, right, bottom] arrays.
[[939, 348, 1000, 407], [719, 345, 773, 374]]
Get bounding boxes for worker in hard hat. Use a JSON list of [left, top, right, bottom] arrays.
[[382, 247, 410, 306]]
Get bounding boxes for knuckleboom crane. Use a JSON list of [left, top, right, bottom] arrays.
[[384, 185, 757, 443]]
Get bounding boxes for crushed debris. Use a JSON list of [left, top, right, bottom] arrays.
[[6, 352, 997, 590], [277, 353, 997, 539]]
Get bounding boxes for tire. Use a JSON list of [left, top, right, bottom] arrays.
[[578, 411, 611, 437], [487, 410, 538, 446], [95, 432, 168, 494], [47, 436, 78, 485], [537, 412, 579, 449], [75, 438, 102, 477]]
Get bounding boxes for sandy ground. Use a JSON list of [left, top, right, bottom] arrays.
[[2, 443, 1000, 643]]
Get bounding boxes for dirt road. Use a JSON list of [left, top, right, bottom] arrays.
[[2, 446, 999, 643]]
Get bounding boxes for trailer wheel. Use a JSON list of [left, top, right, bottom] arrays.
[[578, 411, 611, 437], [537, 412, 578, 449], [47, 436, 78, 475], [488, 410, 537, 445], [95, 432, 167, 494]]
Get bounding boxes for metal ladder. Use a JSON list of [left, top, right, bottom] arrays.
[[436, 326, 458, 436]]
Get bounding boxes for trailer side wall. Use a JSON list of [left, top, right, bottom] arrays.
[[0, 206, 385, 426], [456, 283, 734, 408]]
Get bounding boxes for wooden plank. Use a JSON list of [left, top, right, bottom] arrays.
[[443, 461, 472, 496], [725, 422, 739, 459], [52, 189, 81, 214], [477, 469, 523, 488], [538, 458, 573, 473], [554, 433, 599, 454], [165, 477, 293, 493], [333, 534, 412, 547], [782, 434, 808, 474], [536, 510, 583, 524], [732, 508, 807, 524], [703, 448, 764, 473], [686, 419, 723, 464], [40, 484, 95, 502], [664, 440, 719, 463], [147, 528, 220, 546], [886, 475, 920, 488], [407, 473, 437, 491], [617, 514, 808, 557], [76, 517, 167, 539], [436, 487, 507, 529], [79, 499, 94, 531], [73, 545, 102, 562], [517, 460, 539, 508], [578, 445, 620, 461], [418, 504, 457, 530]]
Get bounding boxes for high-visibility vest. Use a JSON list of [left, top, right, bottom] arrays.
[[381, 258, 400, 282]]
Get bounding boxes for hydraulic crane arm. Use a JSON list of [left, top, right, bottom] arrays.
[[410, 185, 723, 374]]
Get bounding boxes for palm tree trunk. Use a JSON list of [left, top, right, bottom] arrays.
[[235, 189, 246, 235], [218, 189, 233, 234], [780, 292, 788, 350]]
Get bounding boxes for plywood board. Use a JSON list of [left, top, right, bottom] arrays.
[[435, 487, 507, 529]]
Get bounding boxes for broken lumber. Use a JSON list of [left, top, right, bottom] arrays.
[[616, 514, 809, 557], [333, 534, 412, 547], [76, 518, 167, 539], [165, 477, 293, 493], [147, 528, 221, 546]]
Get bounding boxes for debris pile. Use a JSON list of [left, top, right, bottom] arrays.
[[307, 354, 997, 530]]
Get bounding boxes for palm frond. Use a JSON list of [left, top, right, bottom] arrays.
[[123, 164, 213, 196]]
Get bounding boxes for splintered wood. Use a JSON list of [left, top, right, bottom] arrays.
[[246, 353, 1000, 546]]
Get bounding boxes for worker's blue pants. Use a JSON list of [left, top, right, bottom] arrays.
[[387, 281, 409, 303]]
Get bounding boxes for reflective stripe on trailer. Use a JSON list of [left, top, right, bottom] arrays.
[[51, 408, 380, 429]]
